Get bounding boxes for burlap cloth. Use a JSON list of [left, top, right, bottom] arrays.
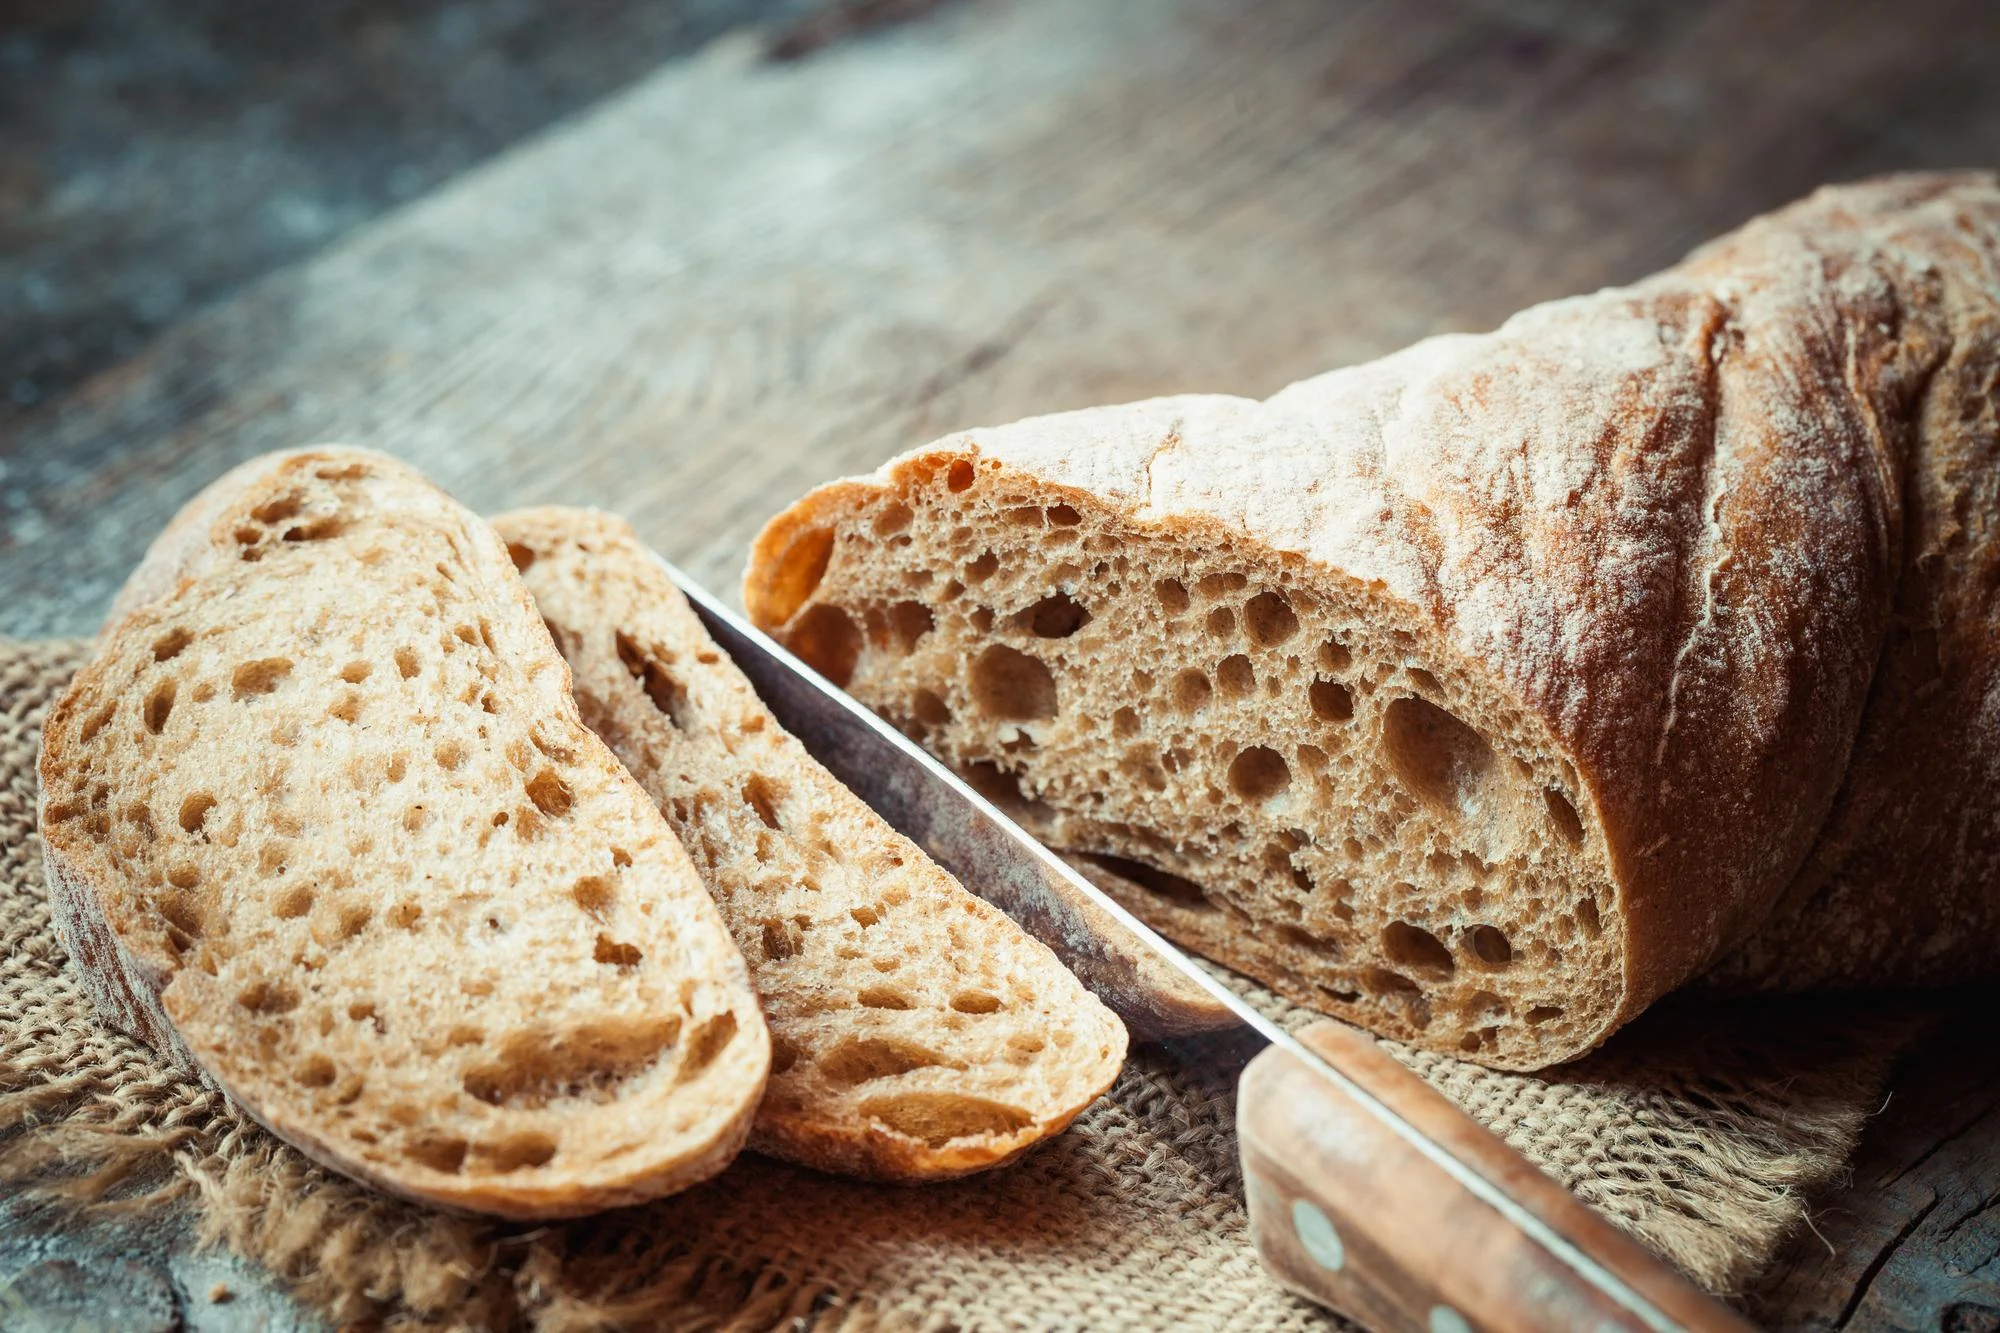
[[0, 638, 1937, 1330]]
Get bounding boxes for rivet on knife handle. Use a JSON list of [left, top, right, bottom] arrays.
[[1239, 1021, 1757, 1333]]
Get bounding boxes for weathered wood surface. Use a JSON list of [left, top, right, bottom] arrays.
[[0, 0, 813, 422], [8, 0, 2000, 635], [4, 0, 2000, 1328], [1748, 1005, 2000, 1333]]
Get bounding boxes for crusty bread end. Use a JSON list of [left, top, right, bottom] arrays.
[[743, 175, 2000, 1069]]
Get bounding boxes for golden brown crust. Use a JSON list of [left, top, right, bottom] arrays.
[[745, 173, 2000, 1064], [1699, 176, 2000, 990]]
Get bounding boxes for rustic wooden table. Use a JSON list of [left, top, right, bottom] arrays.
[[3, 1, 1997, 1328]]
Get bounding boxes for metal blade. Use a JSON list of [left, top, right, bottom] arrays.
[[663, 556, 1262, 1042], [660, 555, 1686, 1333]]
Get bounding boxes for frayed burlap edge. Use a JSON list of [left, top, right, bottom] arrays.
[[1392, 998, 1935, 1292], [0, 638, 1941, 1328]]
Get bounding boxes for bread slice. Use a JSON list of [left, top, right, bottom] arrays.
[[494, 507, 1127, 1180], [38, 448, 770, 1218], [741, 175, 2000, 1070]]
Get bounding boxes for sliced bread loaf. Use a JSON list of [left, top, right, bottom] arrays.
[[741, 175, 2000, 1070], [38, 448, 770, 1217], [494, 507, 1127, 1181]]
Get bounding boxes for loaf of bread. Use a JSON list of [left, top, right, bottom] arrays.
[[743, 173, 2000, 1070], [496, 507, 1127, 1179], [39, 449, 771, 1217]]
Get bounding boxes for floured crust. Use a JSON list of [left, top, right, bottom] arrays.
[[498, 507, 1127, 1180], [39, 448, 771, 1217], [744, 174, 2000, 1067]]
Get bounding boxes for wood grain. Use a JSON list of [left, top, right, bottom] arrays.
[[0, 0, 810, 423], [7, 0, 2000, 639], [4, 0, 2000, 1326], [1241, 1020, 1754, 1332], [1747, 1004, 2000, 1332]]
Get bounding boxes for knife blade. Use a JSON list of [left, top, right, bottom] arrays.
[[662, 554, 1752, 1333]]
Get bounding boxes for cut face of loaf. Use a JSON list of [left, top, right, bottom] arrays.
[[38, 449, 770, 1217], [747, 175, 2000, 1069], [496, 507, 1127, 1180], [748, 464, 1612, 1067]]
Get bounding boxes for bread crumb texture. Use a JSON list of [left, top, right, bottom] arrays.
[[39, 450, 769, 1217], [745, 174, 2000, 1069], [753, 465, 1608, 1068], [499, 508, 1126, 1181]]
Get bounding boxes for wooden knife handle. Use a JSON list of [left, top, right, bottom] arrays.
[[1238, 1020, 1757, 1333]]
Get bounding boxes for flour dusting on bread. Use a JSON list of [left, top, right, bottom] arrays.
[[745, 174, 2000, 1068]]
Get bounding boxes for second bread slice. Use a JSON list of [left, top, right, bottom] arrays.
[[497, 506, 1127, 1180]]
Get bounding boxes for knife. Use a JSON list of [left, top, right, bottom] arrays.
[[663, 555, 1754, 1333]]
